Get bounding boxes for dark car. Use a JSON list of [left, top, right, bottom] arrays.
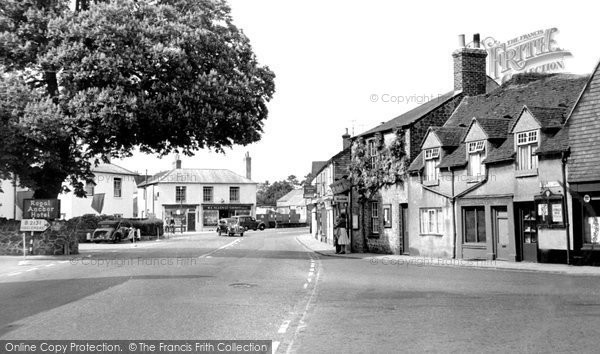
[[233, 215, 266, 231], [216, 218, 244, 237], [92, 220, 133, 243]]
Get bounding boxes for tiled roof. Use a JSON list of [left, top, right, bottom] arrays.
[[357, 91, 459, 137], [311, 161, 327, 176], [445, 73, 588, 128], [138, 169, 255, 187], [474, 118, 512, 139], [438, 144, 467, 169], [483, 135, 515, 164], [527, 106, 567, 129], [92, 163, 138, 176], [407, 151, 424, 172], [536, 127, 570, 156], [430, 127, 466, 147], [313, 147, 351, 177]]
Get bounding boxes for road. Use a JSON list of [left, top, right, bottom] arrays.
[[1, 228, 600, 353]]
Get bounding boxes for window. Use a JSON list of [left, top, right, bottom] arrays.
[[230, 186, 240, 202], [371, 202, 379, 234], [113, 178, 122, 197], [467, 141, 486, 177], [203, 187, 213, 202], [175, 186, 186, 203], [464, 206, 486, 243], [383, 204, 392, 228], [516, 130, 539, 170], [85, 182, 94, 196], [367, 139, 378, 165], [420, 208, 443, 234], [424, 148, 440, 181]]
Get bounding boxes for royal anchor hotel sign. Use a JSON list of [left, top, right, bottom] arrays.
[[483, 28, 572, 83]]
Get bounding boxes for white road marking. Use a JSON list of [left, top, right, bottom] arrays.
[[199, 239, 241, 258], [272, 341, 280, 354], [308, 271, 314, 277], [303, 283, 308, 289], [7, 272, 22, 276], [278, 320, 291, 334], [45, 264, 55, 267], [25, 268, 38, 272], [307, 278, 312, 283], [59, 261, 69, 264]]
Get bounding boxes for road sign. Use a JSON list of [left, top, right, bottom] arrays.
[[334, 195, 349, 203], [23, 199, 60, 219], [20, 219, 50, 232]]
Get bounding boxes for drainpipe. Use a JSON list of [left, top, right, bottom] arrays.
[[451, 168, 457, 259], [561, 151, 571, 265], [13, 175, 17, 219]]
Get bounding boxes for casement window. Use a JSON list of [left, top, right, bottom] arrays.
[[371, 202, 379, 234], [113, 177, 122, 198], [516, 130, 539, 170], [367, 139, 378, 165], [464, 206, 486, 243], [85, 182, 95, 196], [420, 208, 443, 234], [467, 140, 486, 177], [203, 186, 213, 202], [424, 148, 440, 181], [175, 186, 186, 203], [230, 186, 240, 202]]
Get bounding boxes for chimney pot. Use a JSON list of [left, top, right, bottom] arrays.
[[244, 152, 252, 180], [458, 34, 466, 48], [473, 33, 480, 48]]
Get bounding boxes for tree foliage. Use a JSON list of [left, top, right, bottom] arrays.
[[256, 175, 302, 206], [348, 130, 408, 200], [0, 0, 275, 198]]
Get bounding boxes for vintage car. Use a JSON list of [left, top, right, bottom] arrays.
[[233, 215, 266, 231], [92, 220, 133, 243], [216, 218, 244, 237]]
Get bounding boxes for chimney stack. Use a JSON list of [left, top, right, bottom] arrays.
[[244, 152, 251, 180], [452, 33, 487, 96], [174, 154, 182, 169], [342, 128, 351, 150]]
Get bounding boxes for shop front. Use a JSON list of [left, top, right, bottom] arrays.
[[201, 204, 253, 230], [570, 183, 600, 265], [164, 204, 197, 232]]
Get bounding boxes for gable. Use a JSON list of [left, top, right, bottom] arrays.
[[422, 131, 442, 150], [512, 108, 541, 133], [464, 121, 487, 142]]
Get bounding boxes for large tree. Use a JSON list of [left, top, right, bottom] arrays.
[[0, 0, 275, 198]]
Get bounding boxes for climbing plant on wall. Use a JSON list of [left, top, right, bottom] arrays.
[[348, 129, 408, 200]]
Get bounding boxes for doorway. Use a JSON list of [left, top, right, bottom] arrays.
[[516, 202, 538, 262], [187, 212, 196, 232], [399, 203, 408, 254], [492, 206, 509, 260]]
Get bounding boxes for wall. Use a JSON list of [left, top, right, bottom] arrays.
[[0, 179, 16, 219], [59, 172, 137, 219]]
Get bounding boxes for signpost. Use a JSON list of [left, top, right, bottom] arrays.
[[19, 219, 50, 264]]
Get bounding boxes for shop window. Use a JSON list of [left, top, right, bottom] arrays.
[[203, 186, 213, 202], [371, 202, 379, 234], [464, 206, 486, 243], [176, 186, 186, 203], [113, 177, 122, 198], [424, 148, 440, 181], [420, 208, 443, 235], [534, 192, 565, 229], [467, 141, 486, 177], [516, 130, 538, 171], [582, 199, 600, 246], [230, 187, 240, 202]]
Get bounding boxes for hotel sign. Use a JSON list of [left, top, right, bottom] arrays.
[[23, 199, 60, 219], [303, 185, 317, 198], [482, 28, 572, 83]]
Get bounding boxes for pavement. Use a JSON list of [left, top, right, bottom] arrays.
[[296, 232, 600, 276]]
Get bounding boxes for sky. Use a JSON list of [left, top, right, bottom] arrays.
[[117, 0, 599, 184]]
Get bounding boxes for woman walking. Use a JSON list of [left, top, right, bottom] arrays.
[[334, 213, 350, 254]]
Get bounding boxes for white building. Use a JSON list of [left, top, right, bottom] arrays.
[[58, 163, 138, 219], [137, 156, 257, 231], [276, 188, 308, 222], [0, 178, 31, 220]]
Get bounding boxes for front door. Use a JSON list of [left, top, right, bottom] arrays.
[[517, 202, 538, 262], [187, 212, 196, 232], [493, 206, 509, 260], [399, 203, 408, 254]]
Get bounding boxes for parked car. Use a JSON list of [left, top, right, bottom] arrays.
[[92, 220, 133, 243], [216, 218, 244, 237], [233, 215, 266, 231]]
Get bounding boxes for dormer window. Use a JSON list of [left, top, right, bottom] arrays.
[[424, 148, 440, 181], [516, 130, 538, 170], [467, 140, 486, 177]]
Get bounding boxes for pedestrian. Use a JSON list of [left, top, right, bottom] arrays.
[[334, 213, 349, 254], [169, 218, 175, 234]]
